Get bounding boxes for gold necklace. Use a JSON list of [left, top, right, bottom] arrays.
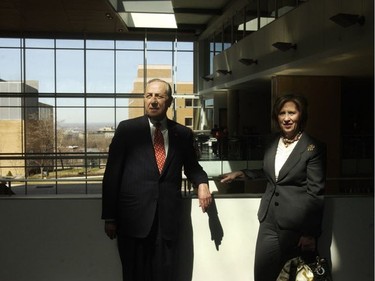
[[282, 131, 302, 147]]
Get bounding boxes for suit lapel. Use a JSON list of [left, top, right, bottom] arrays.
[[264, 137, 279, 183], [163, 120, 177, 170], [140, 115, 160, 174], [277, 133, 309, 182]]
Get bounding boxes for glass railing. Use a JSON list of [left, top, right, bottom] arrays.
[[1, 134, 373, 196]]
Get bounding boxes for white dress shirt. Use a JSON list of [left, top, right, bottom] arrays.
[[274, 135, 301, 181]]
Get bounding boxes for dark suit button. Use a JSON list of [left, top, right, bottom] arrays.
[[274, 202, 279, 206], [275, 192, 279, 196]]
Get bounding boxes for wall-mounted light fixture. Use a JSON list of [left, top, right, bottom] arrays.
[[272, 42, 297, 52], [329, 13, 365, 28], [216, 69, 232, 75], [239, 58, 258, 65], [202, 75, 214, 81], [105, 13, 113, 20]]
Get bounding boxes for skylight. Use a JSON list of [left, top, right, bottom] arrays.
[[119, 1, 177, 29]]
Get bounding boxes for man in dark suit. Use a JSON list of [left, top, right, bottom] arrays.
[[102, 78, 212, 281]]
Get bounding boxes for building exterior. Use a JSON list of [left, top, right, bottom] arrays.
[[0, 80, 53, 177]]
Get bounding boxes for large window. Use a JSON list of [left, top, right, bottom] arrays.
[[0, 37, 195, 195]]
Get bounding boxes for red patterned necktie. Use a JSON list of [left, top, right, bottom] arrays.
[[154, 123, 166, 173]]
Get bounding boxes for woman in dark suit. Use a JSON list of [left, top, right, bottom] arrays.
[[220, 94, 326, 281], [102, 78, 212, 281]]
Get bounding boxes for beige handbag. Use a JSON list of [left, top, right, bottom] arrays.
[[277, 256, 332, 281]]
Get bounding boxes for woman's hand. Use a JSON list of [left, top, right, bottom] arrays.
[[220, 171, 245, 183], [298, 235, 316, 252]]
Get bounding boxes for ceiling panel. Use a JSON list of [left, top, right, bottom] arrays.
[[0, 0, 233, 38], [0, 0, 372, 83], [0, 0, 126, 36]]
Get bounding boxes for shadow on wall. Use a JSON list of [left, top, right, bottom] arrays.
[[175, 196, 224, 279], [206, 196, 224, 250]]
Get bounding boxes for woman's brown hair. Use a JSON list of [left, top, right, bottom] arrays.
[[272, 94, 308, 131]]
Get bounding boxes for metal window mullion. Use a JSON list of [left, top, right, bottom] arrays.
[[172, 37, 177, 121], [22, 37, 28, 195], [54, 38, 58, 194], [114, 40, 118, 128], [143, 33, 147, 115], [84, 38, 88, 194]]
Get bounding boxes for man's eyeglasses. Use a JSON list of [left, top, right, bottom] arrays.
[[144, 93, 168, 100]]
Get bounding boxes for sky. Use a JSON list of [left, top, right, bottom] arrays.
[[0, 38, 194, 124]]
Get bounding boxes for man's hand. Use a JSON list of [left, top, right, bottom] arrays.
[[220, 171, 244, 183], [197, 183, 212, 213], [104, 221, 117, 240]]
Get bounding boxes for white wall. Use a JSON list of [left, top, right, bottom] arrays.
[[0, 196, 373, 281]]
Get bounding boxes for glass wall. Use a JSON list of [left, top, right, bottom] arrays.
[[0, 37, 195, 195], [207, 0, 304, 73]]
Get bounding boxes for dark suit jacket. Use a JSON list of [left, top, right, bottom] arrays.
[[102, 115, 208, 240], [245, 132, 326, 237]]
